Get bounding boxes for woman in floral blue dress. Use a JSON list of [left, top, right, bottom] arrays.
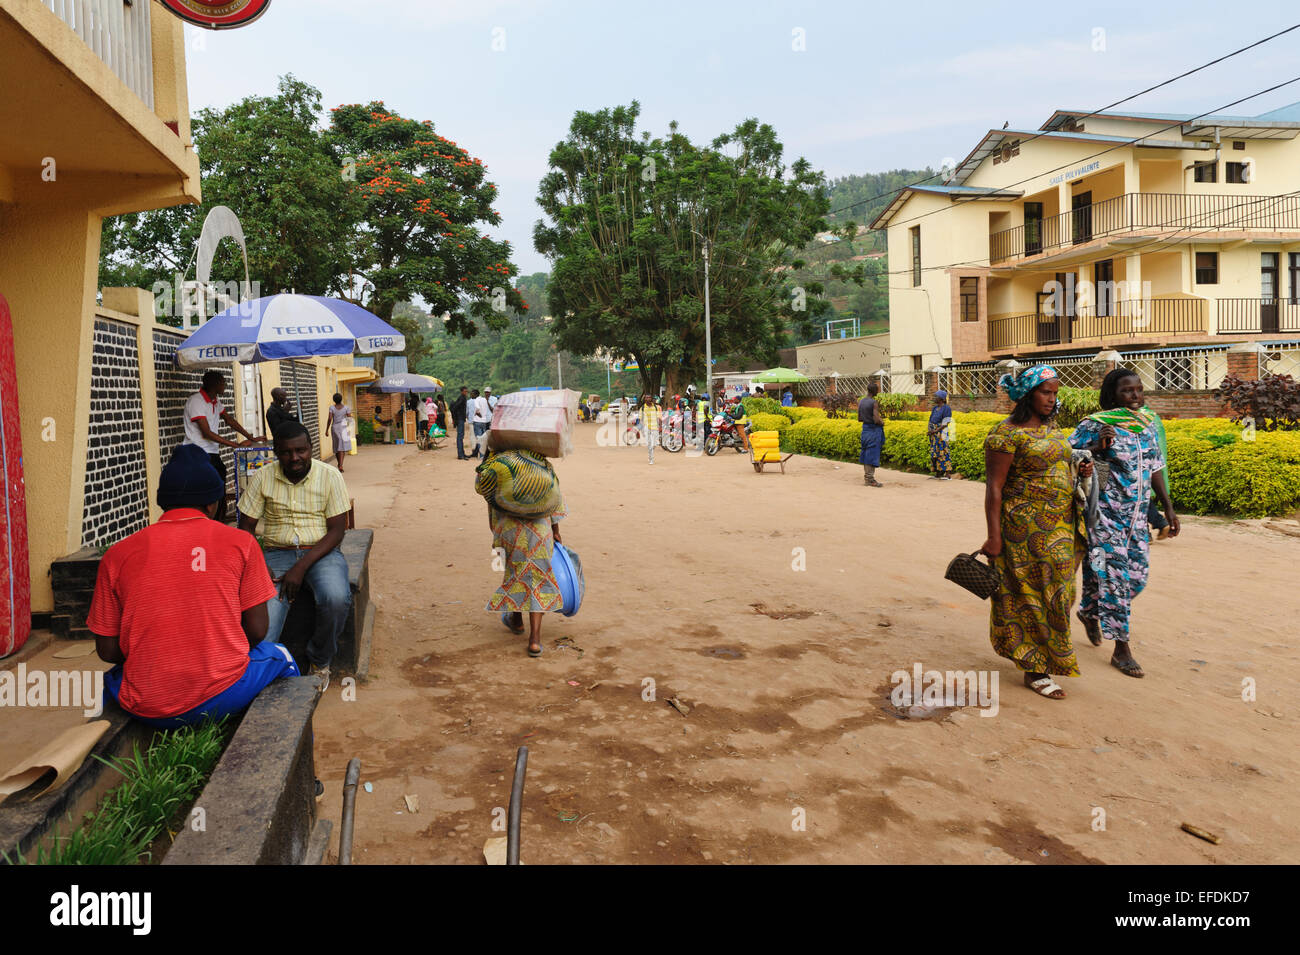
[[1069, 368, 1180, 678]]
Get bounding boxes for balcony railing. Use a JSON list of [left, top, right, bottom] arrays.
[[990, 192, 1300, 263], [42, 0, 154, 108], [989, 298, 1208, 351], [1216, 298, 1300, 335]]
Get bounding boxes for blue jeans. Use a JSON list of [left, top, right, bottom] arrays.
[[104, 641, 300, 729], [472, 421, 488, 456], [455, 420, 467, 457], [262, 548, 352, 669]]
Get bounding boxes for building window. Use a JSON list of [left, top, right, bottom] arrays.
[[1195, 252, 1218, 285], [959, 277, 979, 322], [910, 227, 921, 286], [1290, 253, 1300, 305], [911, 354, 923, 385], [1193, 161, 1217, 183], [1094, 259, 1114, 317], [1226, 161, 1250, 184]]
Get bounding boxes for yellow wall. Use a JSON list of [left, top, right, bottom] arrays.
[[0, 1, 200, 613]]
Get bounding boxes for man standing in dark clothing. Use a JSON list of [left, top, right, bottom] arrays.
[[857, 381, 885, 488], [266, 387, 296, 435], [450, 386, 470, 460]]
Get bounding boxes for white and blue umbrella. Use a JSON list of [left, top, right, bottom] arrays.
[[176, 294, 404, 368], [374, 373, 444, 393]]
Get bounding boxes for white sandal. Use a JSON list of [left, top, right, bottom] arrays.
[[1026, 676, 1065, 699]]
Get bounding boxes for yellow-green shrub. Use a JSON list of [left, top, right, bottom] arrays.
[[781, 406, 826, 423], [746, 412, 791, 434], [875, 393, 918, 418], [742, 396, 782, 416], [1166, 431, 1300, 517], [779, 411, 1300, 516], [784, 417, 861, 458]]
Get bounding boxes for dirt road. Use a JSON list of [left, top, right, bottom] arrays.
[[313, 427, 1300, 864]]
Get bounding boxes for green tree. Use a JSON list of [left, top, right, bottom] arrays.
[[328, 101, 526, 360], [535, 102, 863, 396], [99, 75, 359, 319]]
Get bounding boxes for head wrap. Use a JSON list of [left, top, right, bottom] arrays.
[[998, 364, 1058, 402], [933, 390, 948, 400], [157, 444, 224, 512]]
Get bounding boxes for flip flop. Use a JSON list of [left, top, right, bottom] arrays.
[[527, 645, 543, 658], [501, 612, 524, 635], [1077, 610, 1103, 647], [1111, 656, 1145, 678]]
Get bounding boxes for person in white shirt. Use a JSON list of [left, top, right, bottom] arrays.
[[470, 388, 491, 459], [182, 370, 265, 522], [415, 396, 429, 435], [485, 386, 498, 413]]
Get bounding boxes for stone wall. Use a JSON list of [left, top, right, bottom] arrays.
[[81, 318, 150, 546]]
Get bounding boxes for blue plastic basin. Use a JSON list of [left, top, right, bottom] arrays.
[[552, 543, 584, 617]]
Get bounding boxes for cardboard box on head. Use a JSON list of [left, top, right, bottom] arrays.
[[487, 389, 580, 458]]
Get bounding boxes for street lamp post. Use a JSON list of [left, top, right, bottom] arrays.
[[692, 229, 713, 415], [704, 239, 713, 415]]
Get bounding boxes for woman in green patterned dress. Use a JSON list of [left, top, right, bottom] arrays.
[[476, 450, 568, 658], [979, 365, 1092, 700]]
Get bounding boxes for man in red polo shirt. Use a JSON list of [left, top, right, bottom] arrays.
[[88, 444, 299, 728]]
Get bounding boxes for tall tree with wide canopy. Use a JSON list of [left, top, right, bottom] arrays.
[[534, 102, 861, 396], [329, 101, 526, 365]]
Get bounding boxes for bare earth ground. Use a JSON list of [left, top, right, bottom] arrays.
[[312, 429, 1298, 865]]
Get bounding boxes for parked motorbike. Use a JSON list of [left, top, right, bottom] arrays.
[[704, 415, 746, 455], [625, 411, 685, 451]]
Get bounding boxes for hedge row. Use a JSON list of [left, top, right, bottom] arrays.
[[778, 413, 1300, 517], [781, 406, 827, 423], [741, 396, 782, 416], [746, 412, 792, 434]]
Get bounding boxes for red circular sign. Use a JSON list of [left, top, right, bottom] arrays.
[[159, 0, 271, 29]]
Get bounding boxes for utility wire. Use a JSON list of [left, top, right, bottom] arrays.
[[876, 72, 1300, 240], [822, 22, 1300, 222]]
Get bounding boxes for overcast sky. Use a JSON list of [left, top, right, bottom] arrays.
[[184, 0, 1300, 275]]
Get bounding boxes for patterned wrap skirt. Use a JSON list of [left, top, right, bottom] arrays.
[[485, 500, 568, 613]]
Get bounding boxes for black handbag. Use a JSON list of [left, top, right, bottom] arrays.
[[945, 552, 1000, 600]]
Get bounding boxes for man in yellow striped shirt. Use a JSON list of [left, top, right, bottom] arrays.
[[237, 421, 351, 689], [641, 394, 661, 465]]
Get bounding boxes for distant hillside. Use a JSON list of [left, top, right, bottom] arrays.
[[779, 168, 936, 345], [824, 168, 940, 236]]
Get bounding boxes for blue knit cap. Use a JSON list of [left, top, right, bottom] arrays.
[[157, 444, 225, 511]]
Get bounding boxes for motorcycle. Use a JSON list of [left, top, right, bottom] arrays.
[[704, 414, 746, 455], [625, 410, 685, 452]]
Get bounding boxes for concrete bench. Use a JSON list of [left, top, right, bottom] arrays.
[[277, 529, 375, 679], [164, 676, 325, 866]]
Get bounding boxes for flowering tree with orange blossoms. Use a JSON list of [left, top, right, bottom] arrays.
[[329, 101, 526, 354]]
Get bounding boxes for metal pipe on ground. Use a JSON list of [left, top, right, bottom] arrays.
[[339, 758, 361, 865], [507, 746, 528, 865]]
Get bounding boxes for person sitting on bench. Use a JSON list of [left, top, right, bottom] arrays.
[[237, 421, 352, 690], [88, 444, 299, 728]]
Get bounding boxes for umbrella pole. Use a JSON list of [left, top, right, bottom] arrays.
[[290, 358, 303, 429]]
